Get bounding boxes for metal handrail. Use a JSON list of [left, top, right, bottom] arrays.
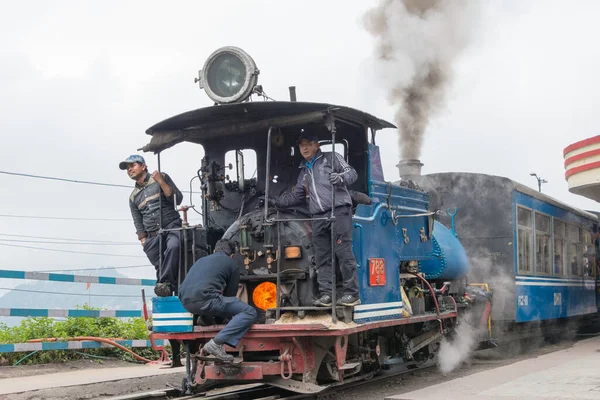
[[328, 116, 337, 323]]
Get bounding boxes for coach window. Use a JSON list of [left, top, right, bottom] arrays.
[[535, 213, 551, 275], [553, 220, 567, 276], [582, 229, 595, 277], [567, 225, 581, 276], [517, 207, 533, 274]]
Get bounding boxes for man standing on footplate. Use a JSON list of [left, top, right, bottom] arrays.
[[119, 154, 183, 297], [268, 133, 361, 307]]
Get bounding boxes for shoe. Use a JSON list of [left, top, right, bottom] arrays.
[[214, 316, 231, 325], [313, 294, 333, 307], [154, 282, 172, 297], [196, 315, 216, 326], [203, 339, 234, 362], [337, 295, 361, 307]]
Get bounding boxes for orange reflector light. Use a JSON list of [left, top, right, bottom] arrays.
[[252, 282, 277, 311], [285, 246, 301, 259]]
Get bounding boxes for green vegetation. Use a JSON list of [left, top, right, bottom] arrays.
[[0, 305, 167, 366]]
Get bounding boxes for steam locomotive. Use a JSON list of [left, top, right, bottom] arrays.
[[140, 47, 595, 394]]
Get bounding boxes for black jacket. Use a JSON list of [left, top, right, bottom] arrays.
[[178, 252, 239, 305]]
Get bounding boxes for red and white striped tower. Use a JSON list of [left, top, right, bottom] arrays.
[[564, 135, 600, 202]]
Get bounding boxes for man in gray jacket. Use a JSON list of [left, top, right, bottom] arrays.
[[269, 134, 360, 307], [119, 154, 183, 297]]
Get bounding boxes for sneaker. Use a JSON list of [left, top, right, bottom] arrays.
[[337, 294, 361, 307], [196, 315, 216, 326], [203, 339, 234, 362], [154, 282, 172, 297], [313, 294, 333, 307]]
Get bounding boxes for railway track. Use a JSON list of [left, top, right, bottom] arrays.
[[105, 360, 437, 400]]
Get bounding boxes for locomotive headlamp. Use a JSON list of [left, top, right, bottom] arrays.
[[252, 282, 277, 311], [196, 46, 259, 104]]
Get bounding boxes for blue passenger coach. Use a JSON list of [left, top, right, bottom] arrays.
[[416, 172, 598, 327], [512, 189, 597, 322]]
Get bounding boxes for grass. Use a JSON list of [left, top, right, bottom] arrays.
[[0, 305, 166, 365]]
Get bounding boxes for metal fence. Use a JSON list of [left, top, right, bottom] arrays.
[[0, 269, 157, 354]]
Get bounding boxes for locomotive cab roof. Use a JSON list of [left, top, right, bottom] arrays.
[[140, 101, 396, 153]]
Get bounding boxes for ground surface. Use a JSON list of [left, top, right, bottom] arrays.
[[327, 338, 578, 400], [0, 358, 185, 400], [0, 339, 579, 400]]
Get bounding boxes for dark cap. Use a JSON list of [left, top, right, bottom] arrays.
[[119, 154, 146, 170], [296, 133, 318, 145]]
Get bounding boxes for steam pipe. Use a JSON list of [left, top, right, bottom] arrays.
[[264, 126, 274, 221], [192, 227, 197, 264], [409, 272, 442, 333]]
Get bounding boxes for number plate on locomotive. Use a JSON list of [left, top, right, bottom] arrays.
[[368, 258, 386, 286]]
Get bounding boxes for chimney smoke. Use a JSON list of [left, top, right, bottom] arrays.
[[363, 0, 480, 162]]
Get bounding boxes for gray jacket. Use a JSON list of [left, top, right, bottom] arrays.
[[129, 172, 183, 239], [275, 150, 358, 215]]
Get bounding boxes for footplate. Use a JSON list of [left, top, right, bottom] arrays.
[[194, 355, 243, 364]]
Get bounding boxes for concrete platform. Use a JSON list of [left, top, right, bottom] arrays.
[[387, 336, 600, 400], [0, 362, 183, 396]]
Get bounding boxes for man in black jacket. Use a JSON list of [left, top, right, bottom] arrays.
[[178, 239, 257, 362], [269, 134, 360, 308]]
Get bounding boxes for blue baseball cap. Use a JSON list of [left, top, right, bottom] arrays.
[[119, 155, 146, 170]]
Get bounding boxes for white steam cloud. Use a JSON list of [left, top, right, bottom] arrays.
[[438, 312, 480, 374], [363, 0, 479, 160]]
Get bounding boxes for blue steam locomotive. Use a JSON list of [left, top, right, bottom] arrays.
[[140, 47, 597, 393]]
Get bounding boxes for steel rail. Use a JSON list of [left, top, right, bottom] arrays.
[[103, 359, 438, 400]]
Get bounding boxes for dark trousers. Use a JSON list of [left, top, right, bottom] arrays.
[[184, 296, 257, 348], [312, 205, 359, 297], [143, 219, 182, 290]]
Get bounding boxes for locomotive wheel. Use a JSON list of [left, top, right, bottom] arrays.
[[317, 352, 339, 383]]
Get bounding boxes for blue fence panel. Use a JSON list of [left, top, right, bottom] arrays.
[[0, 308, 142, 318], [0, 269, 155, 286], [0, 340, 166, 353]]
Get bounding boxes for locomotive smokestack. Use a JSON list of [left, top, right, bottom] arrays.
[[289, 86, 297, 102], [397, 159, 423, 180]]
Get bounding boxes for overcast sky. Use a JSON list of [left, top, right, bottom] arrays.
[[0, 0, 597, 291]]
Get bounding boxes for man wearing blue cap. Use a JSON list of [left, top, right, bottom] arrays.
[[119, 155, 183, 297], [268, 134, 361, 307]]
